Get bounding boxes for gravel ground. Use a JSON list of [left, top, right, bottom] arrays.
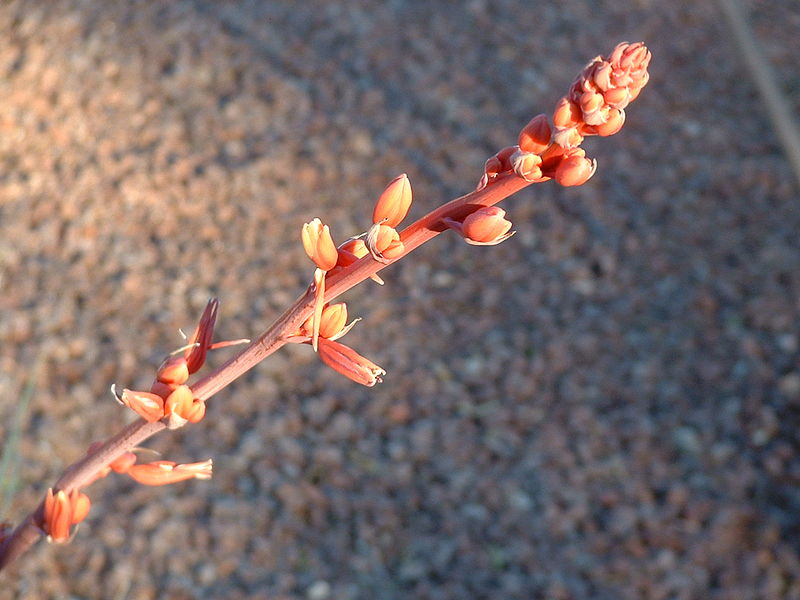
[[0, 1, 798, 599]]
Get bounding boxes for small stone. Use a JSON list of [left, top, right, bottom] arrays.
[[307, 580, 331, 600]]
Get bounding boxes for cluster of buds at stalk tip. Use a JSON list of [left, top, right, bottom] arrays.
[[112, 298, 248, 429], [477, 41, 651, 191], [298, 175, 412, 382]]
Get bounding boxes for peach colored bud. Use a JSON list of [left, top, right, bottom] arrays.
[[552, 126, 584, 150], [630, 69, 650, 92], [553, 97, 583, 129], [109, 452, 138, 474], [461, 206, 515, 246], [579, 90, 606, 125], [156, 356, 189, 386], [602, 86, 631, 110], [303, 302, 348, 340], [118, 388, 165, 423], [604, 42, 651, 90], [165, 385, 193, 416], [372, 173, 412, 228], [483, 155, 503, 178], [43, 489, 72, 543], [127, 459, 213, 486], [494, 145, 518, 170], [611, 41, 651, 72], [518, 114, 552, 155], [487, 145, 518, 177], [555, 151, 597, 187], [184, 399, 206, 423], [478, 146, 519, 190], [591, 61, 614, 91], [318, 338, 385, 387], [150, 380, 177, 399], [183, 298, 218, 374], [366, 224, 404, 262], [336, 238, 369, 267], [164, 384, 206, 428], [511, 150, 543, 182], [69, 489, 91, 525], [301, 218, 338, 271], [593, 107, 625, 136]]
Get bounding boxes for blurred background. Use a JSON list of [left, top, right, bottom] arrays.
[[0, 1, 798, 598]]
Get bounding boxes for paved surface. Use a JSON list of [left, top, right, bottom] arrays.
[[0, 1, 798, 598]]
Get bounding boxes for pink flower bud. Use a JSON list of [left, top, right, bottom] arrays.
[[156, 356, 189, 385], [43, 489, 72, 543], [602, 86, 631, 110], [336, 238, 369, 267], [301, 218, 338, 271], [553, 97, 583, 129], [555, 151, 597, 187], [366, 224, 404, 262], [163, 384, 204, 428], [109, 452, 138, 474], [511, 150, 543, 182], [579, 90, 606, 125], [303, 302, 349, 340], [518, 114, 552, 154], [318, 338, 385, 387], [127, 459, 213, 486], [460, 206, 515, 246], [116, 387, 165, 423], [552, 126, 584, 150], [183, 298, 218, 374], [592, 108, 625, 137], [43, 488, 90, 543], [372, 173, 412, 228]]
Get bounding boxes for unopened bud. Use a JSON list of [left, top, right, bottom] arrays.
[[301, 218, 338, 271], [116, 387, 165, 423], [156, 356, 189, 386], [43, 488, 91, 543], [603, 86, 631, 110], [552, 126, 584, 149], [164, 384, 198, 429], [43, 489, 71, 543], [518, 114, 552, 155], [592, 107, 625, 136], [336, 238, 369, 267], [461, 206, 515, 246], [318, 338, 386, 387], [127, 459, 213, 486], [511, 150, 543, 182], [579, 90, 606, 125], [183, 298, 218, 374], [553, 97, 583, 129], [366, 224, 404, 262], [372, 173, 412, 228], [555, 151, 597, 187], [303, 303, 348, 340], [69, 489, 91, 526], [109, 452, 138, 474]]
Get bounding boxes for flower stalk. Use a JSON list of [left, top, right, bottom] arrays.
[[0, 41, 650, 573]]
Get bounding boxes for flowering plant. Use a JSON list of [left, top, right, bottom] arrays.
[[0, 41, 651, 571]]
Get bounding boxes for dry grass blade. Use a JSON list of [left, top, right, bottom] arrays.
[[718, 0, 800, 189], [0, 358, 40, 518]]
